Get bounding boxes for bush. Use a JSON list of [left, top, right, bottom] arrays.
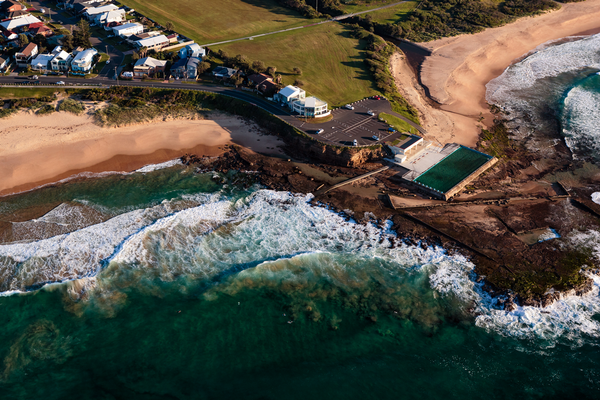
[[293, 79, 305, 87], [58, 98, 86, 115], [37, 104, 56, 115]]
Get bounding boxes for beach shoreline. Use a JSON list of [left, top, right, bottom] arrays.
[[0, 111, 284, 196], [391, 0, 600, 147]]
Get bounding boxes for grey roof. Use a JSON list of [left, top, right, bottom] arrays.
[[398, 135, 422, 149], [171, 57, 187, 70], [186, 57, 200, 68]]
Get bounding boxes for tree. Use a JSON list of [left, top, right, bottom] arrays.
[[73, 19, 92, 48], [132, 51, 140, 61], [139, 46, 148, 58], [165, 21, 174, 32], [251, 60, 265, 74], [231, 74, 244, 87], [274, 74, 282, 84], [197, 61, 211, 75], [266, 66, 277, 77], [61, 33, 74, 52], [18, 33, 28, 47], [293, 79, 305, 87], [293, 67, 302, 75], [32, 34, 47, 47]]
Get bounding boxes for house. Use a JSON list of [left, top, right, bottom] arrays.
[[166, 33, 178, 44], [178, 43, 205, 59], [274, 85, 305, 106], [58, 0, 102, 9], [15, 42, 37, 66], [83, 4, 118, 19], [169, 57, 187, 79], [133, 56, 167, 77], [6, 10, 29, 19], [212, 66, 238, 79], [1, 0, 25, 14], [27, 22, 53, 37], [0, 56, 9, 72], [112, 22, 143, 37], [50, 46, 73, 71], [30, 53, 54, 71], [128, 32, 158, 42], [186, 57, 200, 79], [95, 9, 125, 24], [135, 35, 169, 51], [248, 73, 278, 94], [291, 96, 329, 118], [0, 15, 41, 31], [70, 47, 97, 73], [2, 30, 18, 42]]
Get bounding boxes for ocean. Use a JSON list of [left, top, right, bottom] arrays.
[[1, 35, 600, 399]]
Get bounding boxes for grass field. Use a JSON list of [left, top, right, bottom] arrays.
[[378, 112, 417, 134], [340, 0, 402, 13], [215, 24, 380, 106], [0, 88, 63, 99], [362, 1, 417, 23], [414, 147, 492, 193], [119, 0, 312, 44]]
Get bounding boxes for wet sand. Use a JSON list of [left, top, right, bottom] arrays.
[[391, 0, 600, 146], [0, 111, 284, 195]]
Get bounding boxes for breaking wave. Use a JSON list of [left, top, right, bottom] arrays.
[[1, 189, 600, 343]]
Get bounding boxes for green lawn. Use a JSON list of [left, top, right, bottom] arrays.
[[378, 112, 417, 134], [119, 0, 314, 44], [0, 88, 63, 99], [415, 146, 492, 193], [215, 24, 380, 107], [362, 1, 417, 23], [340, 0, 405, 14]]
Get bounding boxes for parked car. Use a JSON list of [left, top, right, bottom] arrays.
[[28, 75, 39, 80], [343, 104, 354, 110], [316, 129, 324, 134], [387, 127, 396, 132], [106, 60, 110, 64], [371, 135, 380, 141], [55, 81, 65, 85], [372, 95, 381, 100], [353, 139, 358, 146], [367, 110, 374, 116]]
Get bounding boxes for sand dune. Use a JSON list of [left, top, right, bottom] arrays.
[[392, 0, 600, 146], [0, 111, 283, 195]]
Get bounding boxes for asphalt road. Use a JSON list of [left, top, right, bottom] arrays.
[[0, 76, 425, 147]]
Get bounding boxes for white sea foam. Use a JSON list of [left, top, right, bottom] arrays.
[[562, 82, 600, 156], [487, 33, 600, 105], [2, 188, 600, 342], [135, 159, 183, 173], [592, 193, 600, 205]]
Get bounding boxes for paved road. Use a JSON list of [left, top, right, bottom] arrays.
[[201, 1, 411, 47], [31, 0, 124, 78], [0, 76, 425, 147]]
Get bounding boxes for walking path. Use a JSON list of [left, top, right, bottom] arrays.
[[201, 1, 411, 47], [322, 166, 389, 194]]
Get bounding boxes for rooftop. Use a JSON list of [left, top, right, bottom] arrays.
[[135, 57, 167, 68]]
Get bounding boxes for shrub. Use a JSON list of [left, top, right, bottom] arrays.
[[37, 104, 56, 115], [58, 98, 85, 114]]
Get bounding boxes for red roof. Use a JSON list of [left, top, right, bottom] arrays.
[[28, 22, 44, 28]]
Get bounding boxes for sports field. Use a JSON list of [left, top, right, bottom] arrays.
[[119, 0, 310, 43], [361, 1, 417, 24], [414, 147, 492, 193], [214, 24, 380, 107]]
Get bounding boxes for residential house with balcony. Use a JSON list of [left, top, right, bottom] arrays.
[[71, 47, 97, 74], [50, 46, 73, 71], [112, 22, 143, 37], [135, 35, 169, 51], [133, 56, 167, 78], [15, 42, 37, 67]]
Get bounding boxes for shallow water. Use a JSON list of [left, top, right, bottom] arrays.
[[1, 164, 600, 398]]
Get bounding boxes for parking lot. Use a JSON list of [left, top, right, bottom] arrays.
[[300, 98, 412, 147]]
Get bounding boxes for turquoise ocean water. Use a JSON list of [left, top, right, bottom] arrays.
[[1, 164, 600, 399]]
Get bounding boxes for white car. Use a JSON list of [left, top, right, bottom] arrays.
[[371, 135, 379, 141], [106, 60, 110, 64], [55, 81, 65, 85], [367, 110, 375, 116], [344, 104, 354, 110], [353, 139, 358, 146], [316, 129, 324, 134]]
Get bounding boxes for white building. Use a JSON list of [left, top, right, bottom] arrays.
[[112, 22, 143, 37], [84, 4, 118, 18], [178, 43, 205, 59], [0, 15, 41, 31], [388, 135, 426, 163], [71, 48, 98, 73], [274, 85, 305, 106], [292, 96, 329, 118], [50, 46, 73, 71], [96, 9, 125, 24], [30, 53, 54, 71], [135, 34, 169, 51]]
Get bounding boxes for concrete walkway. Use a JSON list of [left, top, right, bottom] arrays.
[[322, 166, 389, 194]]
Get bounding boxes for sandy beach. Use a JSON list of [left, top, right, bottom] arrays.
[[392, 0, 600, 146], [0, 111, 284, 195]]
